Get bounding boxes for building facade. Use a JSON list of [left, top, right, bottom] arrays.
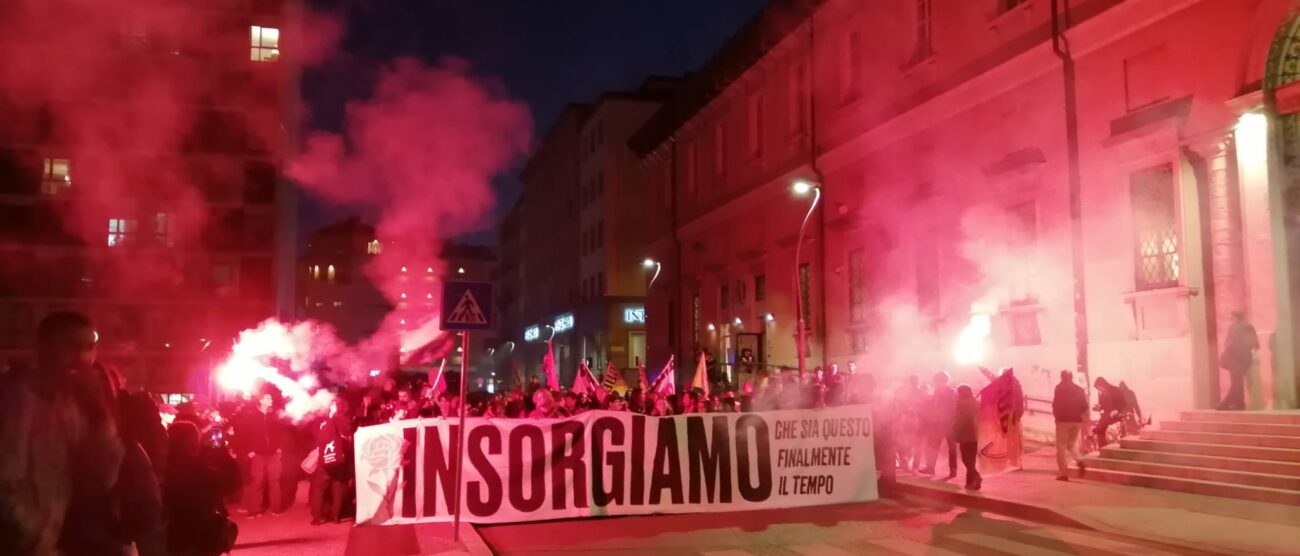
[[0, 0, 297, 396], [635, 0, 1300, 419], [505, 79, 679, 384], [300, 218, 499, 385]]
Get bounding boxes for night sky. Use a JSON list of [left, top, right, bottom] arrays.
[[300, 0, 767, 243]]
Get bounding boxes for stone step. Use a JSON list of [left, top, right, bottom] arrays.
[[1120, 438, 1300, 463], [1180, 411, 1300, 426], [1086, 456, 1300, 491], [1100, 447, 1300, 477], [1161, 420, 1300, 437], [1141, 429, 1300, 450], [1085, 467, 1300, 505]]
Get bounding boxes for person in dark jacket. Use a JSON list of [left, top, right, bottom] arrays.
[[919, 372, 958, 479], [953, 385, 981, 491], [310, 398, 355, 524], [1052, 370, 1089, 481], [164, 421, 237, 556], [233, 393, 286, 516], [1217, 311, 1259, 411], [1092, 377, 1126, 448]]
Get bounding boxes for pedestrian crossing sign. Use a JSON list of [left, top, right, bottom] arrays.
[[441, 281, 493, 331]]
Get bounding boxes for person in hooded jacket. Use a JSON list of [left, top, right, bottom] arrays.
[[310, 398, 355, 524]]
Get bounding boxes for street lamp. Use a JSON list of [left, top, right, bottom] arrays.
[[643, 258, 662, 288], [791, 179, 821, 378]]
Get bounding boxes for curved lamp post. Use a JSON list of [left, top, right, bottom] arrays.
[[643, 258, 662, 289], [791, 179, 821, 378]]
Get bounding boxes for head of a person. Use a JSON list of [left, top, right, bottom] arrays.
[[932, 371, 950, 388], [258, 393, 274, 412], [168, 421, 202, 465], [397, 389, 412, 403], [847, 362, 858, 374], [36, 311, 97, 378], [1094, 377, 1111, 390], [957, 385, 974, 399], [1060, 370, 1074, 384], [563, 392, 578, 410], [653, 397, 671, 413], [829, 363, 840, 375], [532, 388, 553, 410]]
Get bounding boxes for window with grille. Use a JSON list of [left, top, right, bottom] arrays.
[[107, 218, 136, 247], [754, 274, 766, 302], [848, 249, 868, 324], [250, 26, 280, 62], [720, 283, 730, 310], [41, 158, 71, 195], [850, 330, 868, 354], [1130, 164, 1180, 290], [154, 212, 175, 247], [692, 294, 701, 344], [799, 263, 812, 330]]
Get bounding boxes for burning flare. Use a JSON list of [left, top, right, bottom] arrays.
[[215, 319, 335, 422], [953, 304, 994, 366]]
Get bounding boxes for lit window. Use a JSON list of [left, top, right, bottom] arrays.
[[311, 265, 320, 280], [154, 212, 174, 247], [1131, 164, 1180, 290], [41, 158, 71, 195], [367, 239, 382, 255], [332, 301, 343, 307], [327, 264, 336, 283], [457, 267, 466, 274], [249, 25, 280, 62], [107, 218, 136, 246]]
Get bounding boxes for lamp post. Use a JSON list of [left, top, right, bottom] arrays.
[[791, 179, 821, 378], [642, 258, 662, 288]]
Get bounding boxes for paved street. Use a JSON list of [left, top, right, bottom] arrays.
[[477, 497, 1210, 556]]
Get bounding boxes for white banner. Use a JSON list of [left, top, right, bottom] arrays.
[[354, 405, 878, 524]]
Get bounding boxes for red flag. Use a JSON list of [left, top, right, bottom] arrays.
[[572, 361, 607, 402], [637, 359, 649, 391], [689, 352, 710, 397], [650, 355, 676, 395], [429, 359, 448, 394], [542, 340, 559, 389]]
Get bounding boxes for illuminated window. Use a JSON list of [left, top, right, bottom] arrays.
[[311, 265, 320, 280], [42, 158, 71, 195], [327, 264, 336, 283], [107, 218, 136, 246], [367, 240, 382, 255], [249, 25, 280, 62], [747, 92, 764, 157], [848, 249, 868, 324], [1131, 164, 1180, 290], [154, 212, 175, 247], [332, 301, 343, 307]]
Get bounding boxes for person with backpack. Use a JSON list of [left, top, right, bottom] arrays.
[[310, 398, 355, 525]]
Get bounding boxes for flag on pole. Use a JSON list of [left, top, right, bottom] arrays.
[[572, 360, 596, 395], [650, 355, 676, 395], [637, 359, 650, 391], [542, 340, 559, 389], [511, 360, 523, 391], [429, 359, 448, 394], [689, 352, 710, 397], [602, 361, 630, 394]]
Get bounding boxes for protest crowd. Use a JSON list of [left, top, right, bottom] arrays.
[[0, 311, 1145, 556]]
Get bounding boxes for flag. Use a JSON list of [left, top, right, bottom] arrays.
[[650, 355, 676, 395], [689, 352, 710, 397], [573, 361, 607, 402], [637, 359, 649, 391], [542, 340, 559, 389], [511, 360, 523, 391], [429, 359, 448, 394], [602, 361, 630, 394]]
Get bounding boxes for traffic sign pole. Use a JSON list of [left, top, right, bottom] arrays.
[[452, 330, 469, 541]]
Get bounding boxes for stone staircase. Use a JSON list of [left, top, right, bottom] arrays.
[[1083, 410, 1300, 505]]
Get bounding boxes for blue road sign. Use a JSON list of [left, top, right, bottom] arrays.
[[441, 281, 493, 331]]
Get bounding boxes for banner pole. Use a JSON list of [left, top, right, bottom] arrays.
[[453, 331, 470, 541]]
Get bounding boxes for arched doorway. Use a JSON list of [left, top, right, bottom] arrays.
[[1261, 8, 1300, 409]]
